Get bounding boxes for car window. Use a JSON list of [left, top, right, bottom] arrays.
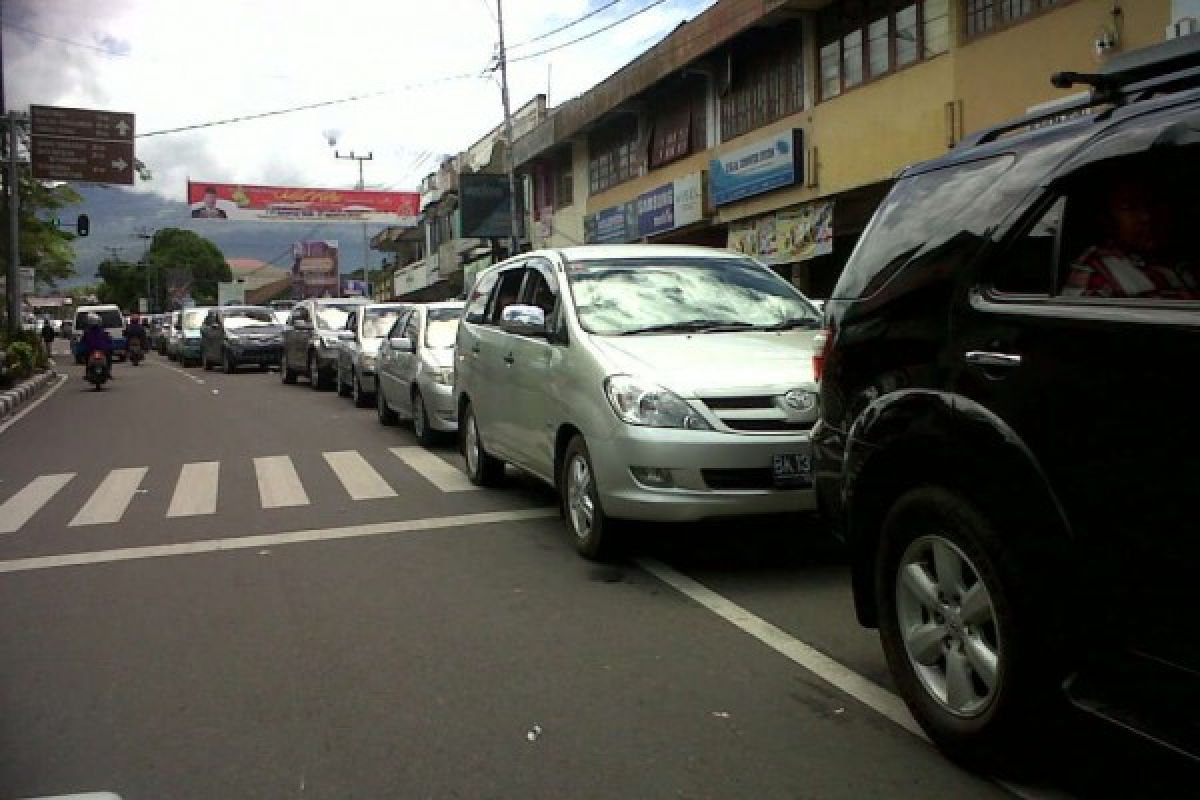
[[290, 306, 310, 324], [464, 269, 500, 324], [222, 309, 276, 329], [203, 311, 217, 326], [486, 268, 527, 325], [315, 303, 361, 330], [425, 307, 463, 349], [990, 196, 1065, 296], [181, 310, 207, 330], [403, 312, 420, 343], [385, 312, 408, 340], [79, 309, 124, 329], [565, 257, 821, 336], [363, 308, 405, 338], [522, 263, 559, 318], [345, 311, 358, 332]]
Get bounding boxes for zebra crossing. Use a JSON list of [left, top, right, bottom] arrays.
[[0, 447, 480, 535]]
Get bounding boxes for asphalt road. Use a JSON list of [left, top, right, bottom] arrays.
[[0, 346, 1193, 799]]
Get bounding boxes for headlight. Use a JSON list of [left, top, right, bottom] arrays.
[[430, 367, 454, 386], [360, 354, 377, 370], [604, 375, 711, 430]]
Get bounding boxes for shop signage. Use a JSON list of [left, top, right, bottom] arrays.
[[632, 171, 708, 238], [709, 130, 802, 206], [727, 199, 834, 264], [459, 173, 512, 239], [584, 202, 637, 244], [188, 182, 419, 224], [673, 172, 704, 229]]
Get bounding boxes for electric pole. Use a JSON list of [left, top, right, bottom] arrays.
[[496, 0, 520, 257], [335, 149, 373, 292], [5, 112, 20, 335]]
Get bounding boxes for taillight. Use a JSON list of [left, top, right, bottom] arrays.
[[812, 321, 834, 383]]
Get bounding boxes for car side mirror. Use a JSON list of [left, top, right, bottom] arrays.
[[337, 330, 355, 341], [501, 304, 548, 337], [388, 337, 415, 353]]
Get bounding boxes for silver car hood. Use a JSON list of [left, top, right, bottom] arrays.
[[590, 330, 818, 395]]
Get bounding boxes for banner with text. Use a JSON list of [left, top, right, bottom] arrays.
[[726, 199, 834, 264], [709, 130, 802, 207], [188, 181, 419, 224], [292, 240, 340, 299]]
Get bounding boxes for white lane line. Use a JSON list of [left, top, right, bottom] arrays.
[[0, 508, 558, 574], [0, 372, 68, 437], [149, 359, 206, 385], [0, 473, 75, 534], [323, 450, 396, 500], [637, 559, 1069, 800], [68, 467, 149, 527], [167, 461, 220, 518], [390, 446, 479, 493], [254, 456, 310, 509]]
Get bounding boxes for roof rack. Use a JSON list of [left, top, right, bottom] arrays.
[[958, 35, 1200, 150]]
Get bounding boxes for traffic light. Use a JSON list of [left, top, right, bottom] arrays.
[[76, 214, 90, 237]]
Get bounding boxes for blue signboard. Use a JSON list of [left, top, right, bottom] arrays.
[[636, 182, 675, 237], [709, 130, 803, 207], [585, 202, 637, 244]]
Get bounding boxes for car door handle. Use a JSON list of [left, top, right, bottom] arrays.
[[964, 351, 1022, 368], [503, 353, 515, 366]]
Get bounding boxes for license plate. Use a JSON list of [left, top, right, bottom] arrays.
[[772, 453, 812, 489]]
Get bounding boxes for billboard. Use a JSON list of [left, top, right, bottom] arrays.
[[187, 181, 419, 224], [458, 173, 512, 239], [292, 240, 340, 299], [726, 199, 833, 264], [709, 130, 802, 207]]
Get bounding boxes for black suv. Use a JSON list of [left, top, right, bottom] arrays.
[[814, 38, 1200, 764]]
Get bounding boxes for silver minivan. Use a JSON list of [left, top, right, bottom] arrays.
[[454, 245, 823, 558]]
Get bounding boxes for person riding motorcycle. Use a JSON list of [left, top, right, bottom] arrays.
[[80, 313, 114, 376], [124, 316, 149, 353]]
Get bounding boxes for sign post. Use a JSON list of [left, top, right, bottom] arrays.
[[30, 105, 136, 185]]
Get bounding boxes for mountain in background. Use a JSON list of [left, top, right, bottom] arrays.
[[61, 186, 389, 287]]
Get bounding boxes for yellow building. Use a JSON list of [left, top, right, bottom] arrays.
[[515, 0, 1189, 296]]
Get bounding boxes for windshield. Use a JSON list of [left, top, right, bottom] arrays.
[[181, 310, 208, 330], [315, 304, 361, 330], [223, 309, 277, 329], [565, 258, 820, 336], [425, 307, 463, 348], [362, 309, 404, 339], [78, 310, 123, 329]]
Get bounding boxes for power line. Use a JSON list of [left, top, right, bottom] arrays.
[[1, 21, 131, 57], [504, 0, 672, 65], [508, 0, 623, 49]]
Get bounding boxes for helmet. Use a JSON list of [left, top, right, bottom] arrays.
[[86, 313, 102, 327]]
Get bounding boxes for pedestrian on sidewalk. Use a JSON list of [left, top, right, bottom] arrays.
[[40, 320, 56, 359]]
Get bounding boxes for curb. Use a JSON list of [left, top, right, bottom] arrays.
[[0, 369, 60, 425]]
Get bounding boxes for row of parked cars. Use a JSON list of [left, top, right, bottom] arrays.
[[149, 38, 1200, 774]]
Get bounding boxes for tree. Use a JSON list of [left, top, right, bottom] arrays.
[[146, 228, 230, 305], [95, 258, 143, 309], [0, 176, 82, 290]]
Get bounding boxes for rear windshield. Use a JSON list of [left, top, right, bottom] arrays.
[[425, 307, 463, 348], [77, 310, 123, 329], [223, 309, 276, 329], [833, 156, 1014, 300], [315, 304, 362, 330], [181, 310, 207, 330], [362, 308, 405, 339]]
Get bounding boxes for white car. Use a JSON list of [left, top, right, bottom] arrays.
[[375, 301, 465, 444]]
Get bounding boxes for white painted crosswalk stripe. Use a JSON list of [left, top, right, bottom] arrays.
[[167, 462, 220, 518], [390, 446, 479, 493], [254, 456, 309, 509], [0, 473, 75, 534], [323, 450, 397, 500], [69, 467, 148, 527]]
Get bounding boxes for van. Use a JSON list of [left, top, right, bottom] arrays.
[[72, 304, 127, 364]]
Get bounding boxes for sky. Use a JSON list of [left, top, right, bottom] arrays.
[[5, 0, 715, 282]]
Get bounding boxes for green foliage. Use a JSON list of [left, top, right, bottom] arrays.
[[5, 341, 34, 380], [94, 228, 231, 309], [0, 330, 47, 373], [0, 176, 82, 289]]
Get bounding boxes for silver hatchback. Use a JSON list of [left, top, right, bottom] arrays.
[[454, 245, 823, 559]]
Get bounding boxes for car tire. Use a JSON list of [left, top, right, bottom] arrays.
[[876, 486, 1053, 768], [560, 435, 619, 561], [202, 351, 212, 371], [281, 356, 297, 384], [462, 401, 504, 487], [222, 349, 236, 374], [337, 363, 352, 397], [376, 382, 398, 426], [308, 351, 330, 391], [412, 389, 436, 445], [353, 370, 372, 409]]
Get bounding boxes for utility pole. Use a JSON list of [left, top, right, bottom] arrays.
[[496, 0, 520, 258], [134, 227, 154, 312], [335, 149, 373, 294], [5, 113, 19, 335]]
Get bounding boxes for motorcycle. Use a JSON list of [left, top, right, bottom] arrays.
[[129, 338, 144, 366], [86, 350, 110, 390]]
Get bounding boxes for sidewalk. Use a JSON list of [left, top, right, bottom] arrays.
[[0, 368, 61, 425]]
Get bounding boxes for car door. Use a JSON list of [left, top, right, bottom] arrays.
[[286, 304, 310, 370], [952, 128, 1200, 677], [470, 263, 529, 461], [391, 309, 422, 416], [376, 312, 409, 408], [504, 258, 565, 478], [201, 310, 218, 362], [339, 310, 359, 380]]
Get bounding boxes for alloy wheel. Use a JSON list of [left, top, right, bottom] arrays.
[[413, 392, 426, 439], [465, 414, 480, 476], [565, 454, 595, 542], [896, 534, 1001, 718]]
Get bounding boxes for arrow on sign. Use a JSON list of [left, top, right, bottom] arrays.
[[111, 158, 129, 171], [115, 120, 131, 137]]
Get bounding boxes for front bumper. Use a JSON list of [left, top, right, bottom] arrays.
[[179, 339, 203, 358], [589, 425, 817, 522], [418, 377, 457, 432], [230, 344, 283, 364]]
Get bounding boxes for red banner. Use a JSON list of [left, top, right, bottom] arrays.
[[187, 181, 420, 224]]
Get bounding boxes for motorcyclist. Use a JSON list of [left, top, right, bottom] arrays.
[[124, 316, 149, 353], [80, 312, 114, 376]]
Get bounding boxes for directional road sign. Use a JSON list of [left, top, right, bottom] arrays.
[[29, 105, 136, 185]]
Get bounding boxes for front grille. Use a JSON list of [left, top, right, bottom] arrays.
[[724, 419, 815, 432], [697, 394, 818, 433], [702, 468, 775, 490], [701, 396, 775, 410]]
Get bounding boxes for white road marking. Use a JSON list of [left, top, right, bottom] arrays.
[[0, 473, 75, 534], [0, 372, 68, 437], [149, 359, 207, 385], [637, 559, 1070, 800], [254, 456, 310, 508], [323, 450, 396, 500], [391, 446, 478, 493], [0, 508, 558, 573], [167, 462, 220, 517], [68, 468, 148, 527]]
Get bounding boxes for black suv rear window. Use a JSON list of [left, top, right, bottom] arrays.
[[832, 156, 1015, 300]]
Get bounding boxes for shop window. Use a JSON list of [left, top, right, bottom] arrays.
[[555, 149, 573, 209], [588, 116, 641, 195], [719, 22, 805, 141], [819, 1, 946, 102]]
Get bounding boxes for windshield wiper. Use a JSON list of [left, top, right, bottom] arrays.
[[759, 317, 822, 331], [619, 319, 756, 335]]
